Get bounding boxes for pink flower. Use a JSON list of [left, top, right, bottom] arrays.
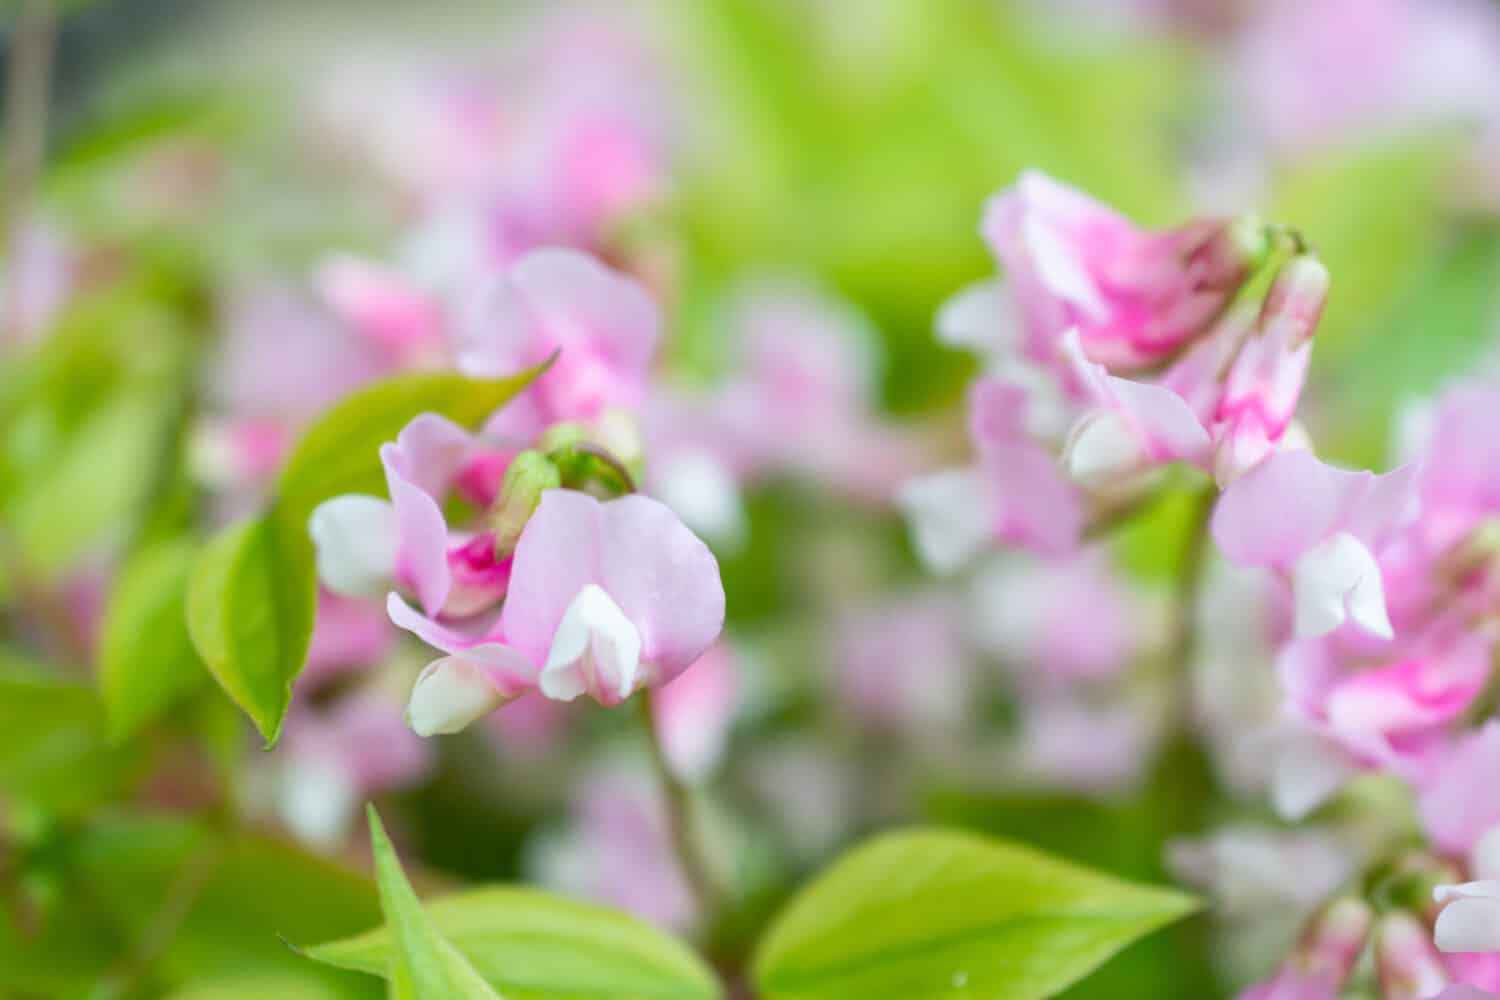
[[1212, 448, 1419, 639], [397, 489, 724, 733], [1201, 257, 1328, 484], [315, 253, 447, 368], [982, 170, 1264, 371], [456, 248, 660, 444]]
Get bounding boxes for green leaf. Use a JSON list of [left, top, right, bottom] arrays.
[[751, 827, 1198, 1000], [186, 514, 316, 746], [306, 885, 722, 1000], [100, 536, 205, 742], [364, 807, 502, 999]]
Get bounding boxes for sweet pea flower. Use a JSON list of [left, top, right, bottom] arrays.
[[398, 489, 724, 734], [1213, 448, 1419, 640], [1268, 628, 1491, 817], [982, 170, 1267, 371], [456, 248, 660, 444], [1436, 883, 1500, 954]]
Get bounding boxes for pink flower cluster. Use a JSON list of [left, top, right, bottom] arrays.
[[901, 169, 1322, 574], [309, 249, 726, 735]]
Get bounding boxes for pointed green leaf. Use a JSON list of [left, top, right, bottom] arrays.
[[305, 885, 721, 1000], [752, 827, 1199, 1000], [100, 536, 205, 742], [186, 514, 316, 746], [365, 807, 502, 1000]]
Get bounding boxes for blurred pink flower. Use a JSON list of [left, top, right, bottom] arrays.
[[982, 170, 1262, 371], [458, 248, 661, 445], [1213, 448, 1419, 640]]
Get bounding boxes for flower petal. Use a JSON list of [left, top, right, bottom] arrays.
[[308, 495, 399, 597], [539, 583, 644, 705]]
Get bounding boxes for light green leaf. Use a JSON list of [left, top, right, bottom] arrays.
[[752, 827, 1199, 1000], [100, 536, 205, 742], [365, 807, 503, 1000], [306, 885, 722, 1000], [185, 514, 316, 747]]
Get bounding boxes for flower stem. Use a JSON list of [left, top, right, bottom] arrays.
[[637, 689, 726, 925], [1167, 487, 1215, 729]]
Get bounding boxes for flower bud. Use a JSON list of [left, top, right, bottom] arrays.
[[1258, 255, 1330, 350], [1299, 896, 1375, 981], [491, 450, 562, 556], [1377, 911, 1451, 1000]]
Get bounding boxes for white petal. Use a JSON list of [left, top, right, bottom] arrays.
[[406, 656, 506, 736], [895, 467, 994, 576], [308, 495, 399, 598], [1436, 895, 1500, 953], [935, 279, 1014, 358], [540, 584, 644, 704], [653, 450, 747, 551], [1291, 532, 1393, 640], [1272, 727, 1357, 820], [1435, 881, 1500, 904], [1064, 410, 1146, 489]]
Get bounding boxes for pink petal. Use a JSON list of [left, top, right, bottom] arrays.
[[499, 489, 606, 667], [1212, 449, 1347, 568], [597, 493, 725, 683]]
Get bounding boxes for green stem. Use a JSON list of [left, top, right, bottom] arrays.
[[637, 689, 726, 925]]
